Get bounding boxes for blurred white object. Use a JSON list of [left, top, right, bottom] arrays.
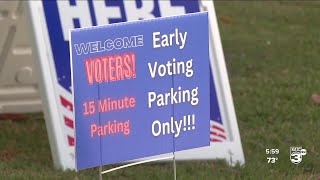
[[0, 1, 42, 113]]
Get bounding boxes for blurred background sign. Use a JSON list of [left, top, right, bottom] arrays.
[[0, 0, 247, 170]]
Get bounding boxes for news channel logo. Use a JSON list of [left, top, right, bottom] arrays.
[[290, 147, 307, 164]]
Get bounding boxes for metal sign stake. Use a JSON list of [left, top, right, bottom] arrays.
[[100, 155, 174, 177]]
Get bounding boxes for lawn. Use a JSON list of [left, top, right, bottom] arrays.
[[1, 1, 320, 179]]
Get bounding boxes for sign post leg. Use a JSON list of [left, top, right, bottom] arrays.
[[99, 166, 103, 180], [173, 152, 177, 180]]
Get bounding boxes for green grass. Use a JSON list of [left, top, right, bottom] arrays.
[[1, 1, 320, 179]]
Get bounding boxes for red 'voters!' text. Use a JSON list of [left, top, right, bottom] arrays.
[[84, 52, 136, 85]]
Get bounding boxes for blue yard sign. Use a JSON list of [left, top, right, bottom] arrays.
[[28, 0, 245, 170], [41, 0, 224, 153], [70, 12, 210, 170]]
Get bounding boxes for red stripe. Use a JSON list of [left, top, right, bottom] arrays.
[[211, 125, 225, 133], [60, 95, 73, 112], [210, 138, 222, 142], [67, 135, 75, 146], [64, 116, 74, 129], [210, 131, 226, 139]]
